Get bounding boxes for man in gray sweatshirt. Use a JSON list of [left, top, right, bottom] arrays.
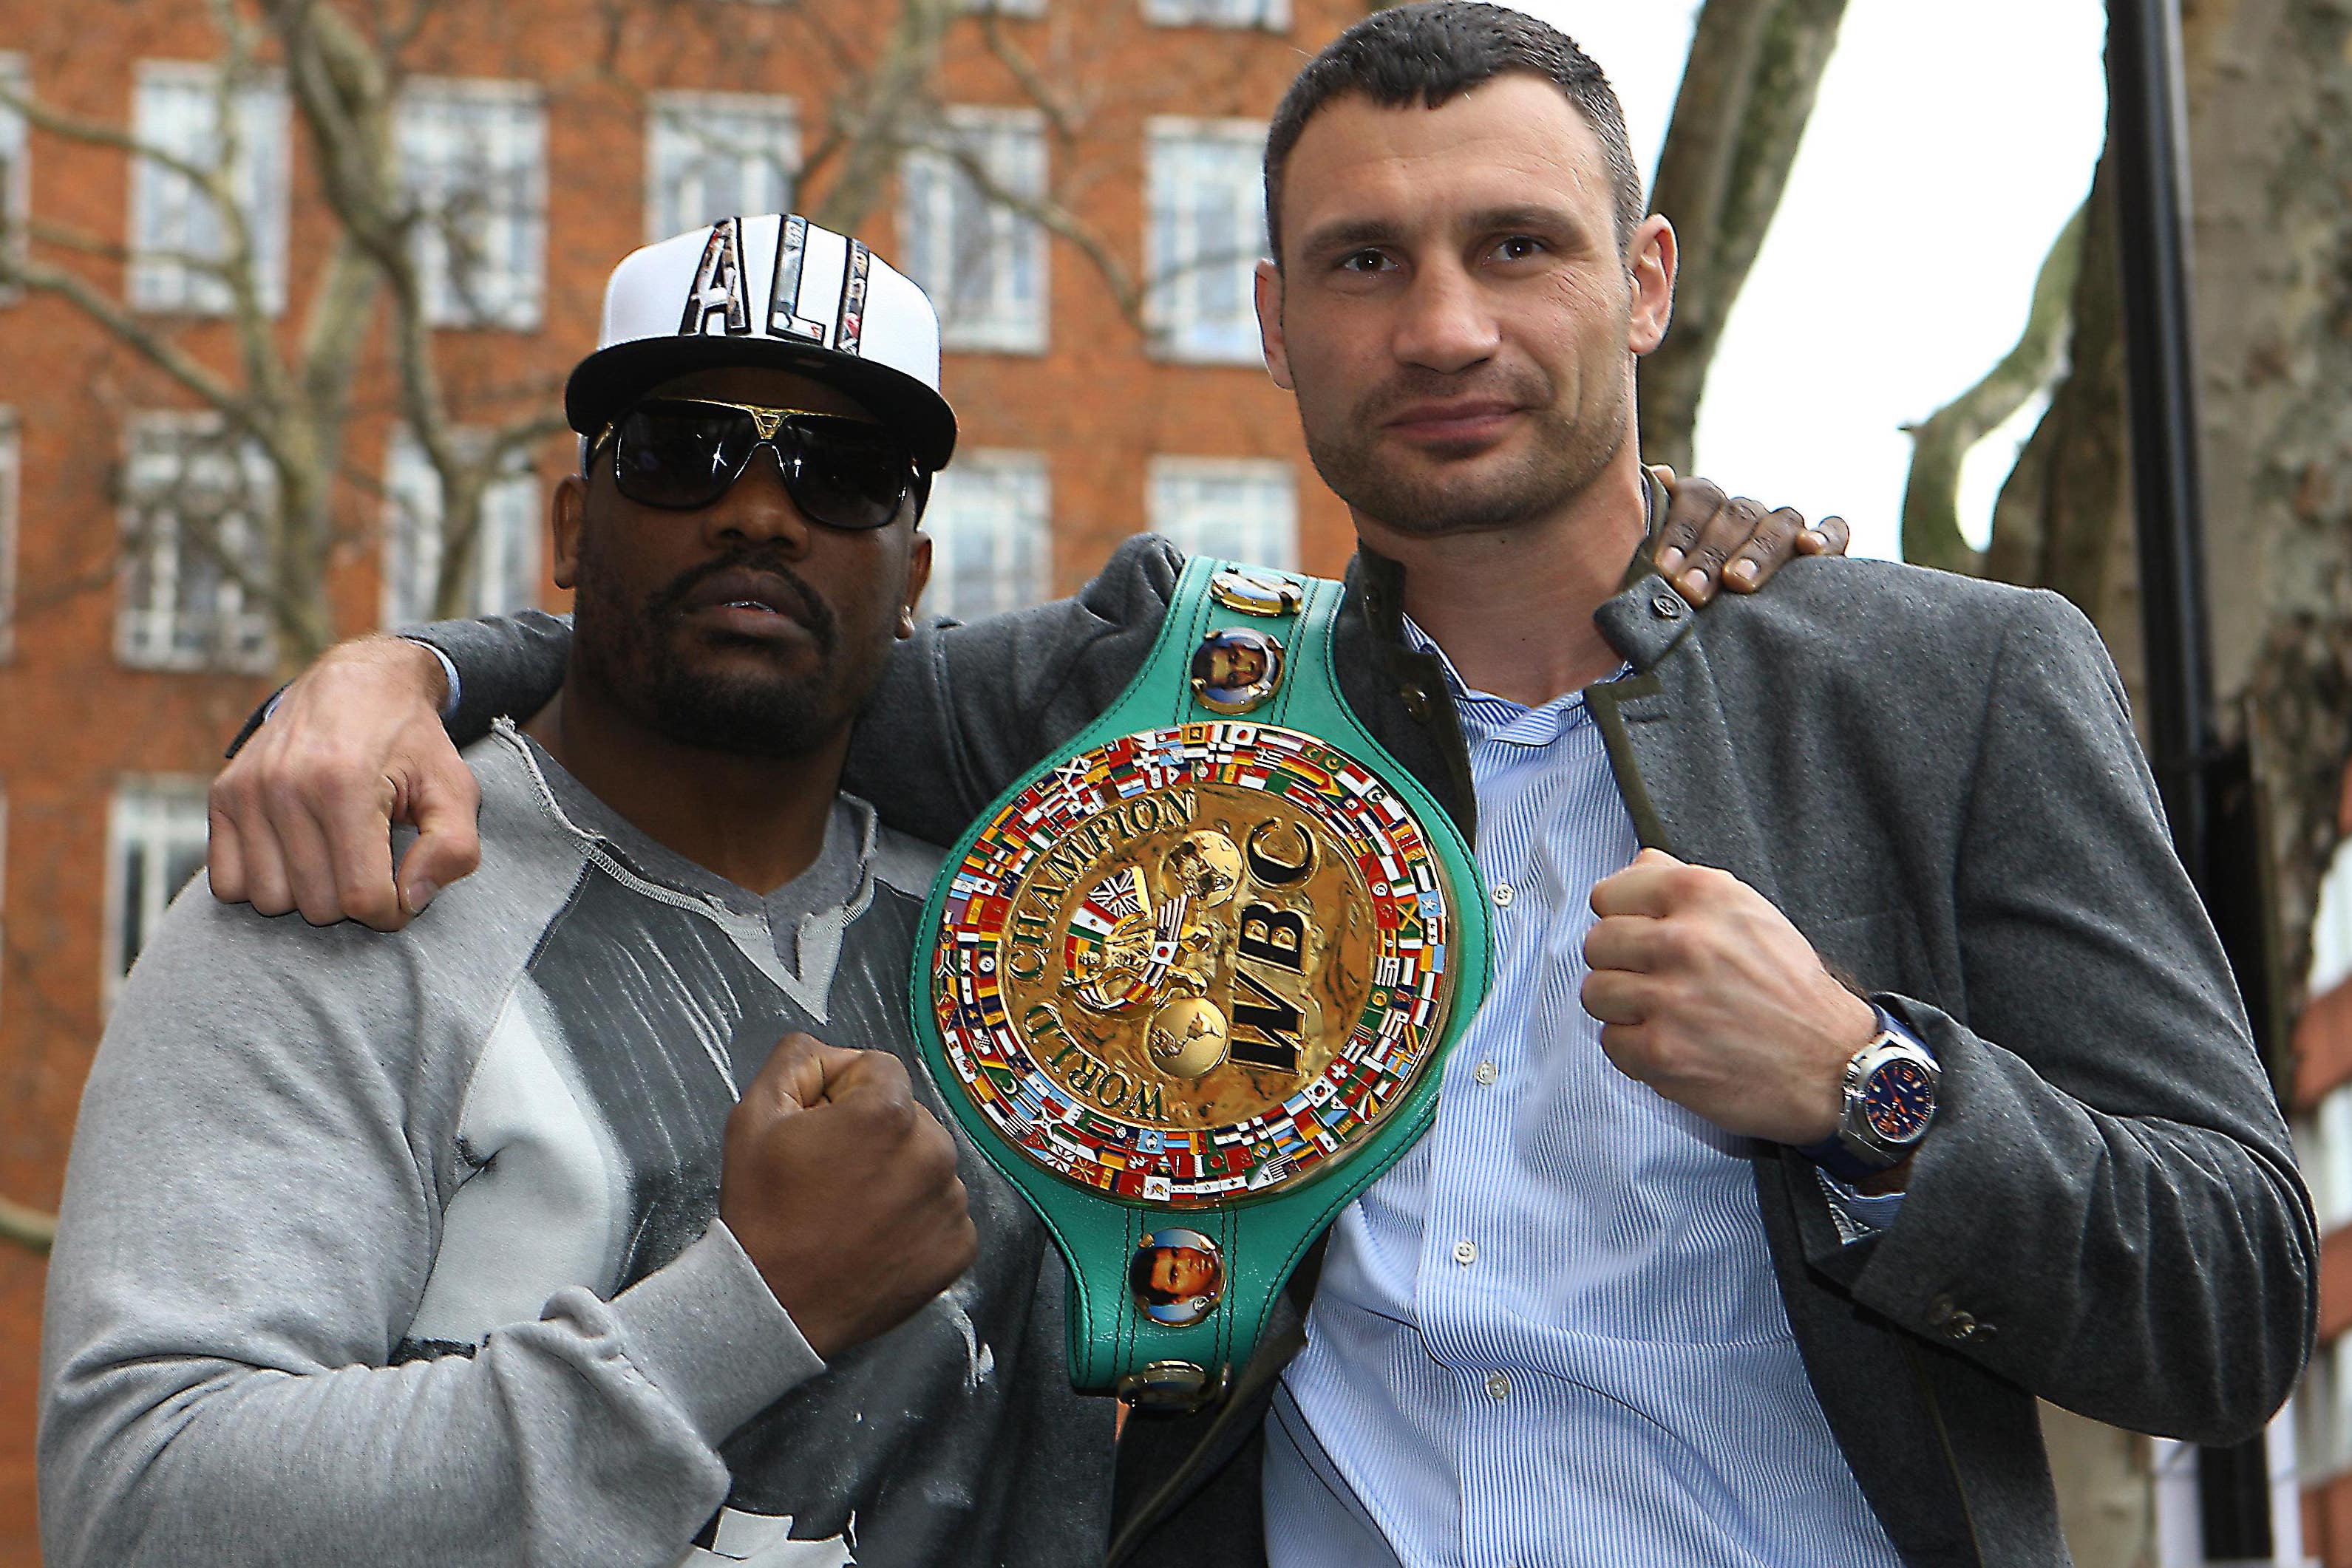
[[40, 215, 1112, 1568]]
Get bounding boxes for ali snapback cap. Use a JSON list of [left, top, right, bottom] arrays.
[[565, 213, 957, 471]]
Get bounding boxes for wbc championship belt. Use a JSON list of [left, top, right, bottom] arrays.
[[913, 556, 1492, 1408]]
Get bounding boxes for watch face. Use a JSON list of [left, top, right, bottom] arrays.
[[929, 723, 1461, 1206], [1863, 1057, 1937, 1144]]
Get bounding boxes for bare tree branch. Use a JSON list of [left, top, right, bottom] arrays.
[[0, 1196, 53, 1255], [809, 0, 957, 235], [1899, 202, 2084, 575], [0, 244, 258, 435]]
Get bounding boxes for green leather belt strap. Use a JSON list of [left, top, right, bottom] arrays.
[[913, 554, 1492, 1405]]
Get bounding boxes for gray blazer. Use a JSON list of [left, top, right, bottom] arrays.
[[418, 518, 2317, 1567]]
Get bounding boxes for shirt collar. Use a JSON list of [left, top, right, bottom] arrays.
[[1398, 615, 1615, 749]]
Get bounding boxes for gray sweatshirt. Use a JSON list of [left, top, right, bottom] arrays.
[[40, 723, 1112, 1568]]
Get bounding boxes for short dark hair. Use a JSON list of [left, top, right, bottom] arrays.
[[1262, 1, 1645, 266]]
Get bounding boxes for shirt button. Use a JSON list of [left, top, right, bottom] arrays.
[[1453, 1239, 1478, 1266], [1473, 1060, 1498, 1085], [1492, 882, 1515, 908], [1651, 590, 1685, 620], [1485, 1371, 1510, 1401]]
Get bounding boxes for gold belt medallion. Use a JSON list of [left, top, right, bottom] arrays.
[[931, 720, 1460, 1205]]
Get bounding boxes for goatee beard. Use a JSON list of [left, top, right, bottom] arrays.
[[1301, 367, 1627, 538], [576, 541, 849, 759]]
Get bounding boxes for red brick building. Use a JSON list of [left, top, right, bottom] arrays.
[[0, 0, 1364, 1552], [2297, 777, 2352, 1563]]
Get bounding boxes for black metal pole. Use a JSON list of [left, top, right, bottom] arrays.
[[2109, 0, 2216, 842], [2107, 0, 2277, 1558]]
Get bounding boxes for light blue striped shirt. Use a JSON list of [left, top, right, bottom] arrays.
[[1265, 627, 1904, 1568]]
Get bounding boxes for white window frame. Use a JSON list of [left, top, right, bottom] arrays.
[[1146, 455, 1296, 570], [645, 89, 801, 243], [128, 61, 291, 316], [1142, 0, 1288, 30], [900, 106, 1050, 354], [381, 426, 543, 627], [116, 410, 276, 673], [103, 776, 211, 996], [1145, 117, 1269, 365], [397, 78, 548, 330], [921, 449, 1051, 621], [0, 55, 25, 301], [0, 409, 16, 661]]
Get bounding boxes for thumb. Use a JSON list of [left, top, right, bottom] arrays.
[[395, 742, 482, 916], [1632, 846, 1683, 868]]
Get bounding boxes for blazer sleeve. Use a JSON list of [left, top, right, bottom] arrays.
[[383, 534, 1181, 848], [1837, 589, 2317, 1445], [839, 532, 1183, 844]]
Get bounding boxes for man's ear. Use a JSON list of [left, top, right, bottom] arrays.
[[1628, 214, 1678, 357], [551, 474, 586, 590], [900, 530, 934, 638], [1255, 259, 1294, 392]]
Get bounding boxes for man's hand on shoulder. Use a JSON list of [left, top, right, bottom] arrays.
[[1581, 848, 1877, 1146], [1651, 468, 1849, 606], [721, 1034, 979, 1362], [208, 636, 478, 931]]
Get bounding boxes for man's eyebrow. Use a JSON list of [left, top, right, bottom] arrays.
[[1460, 204, 1581, 236], [1296, 205, 1588, 258], [1296, 217, 1408, 257]]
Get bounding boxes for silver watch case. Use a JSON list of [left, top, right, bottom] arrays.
[[1835, 1031, 1942, 1166]]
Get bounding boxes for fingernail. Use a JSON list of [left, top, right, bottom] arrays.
[[1680, 568, 1709, 599], [1728, 560, 1758, 586], [401, 879, 438, 916], [1654, 547, 1685, 575]]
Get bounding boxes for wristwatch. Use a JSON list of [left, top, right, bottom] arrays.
[[912, 554, 1492, 1410], [1797, 1012, 1940, 1182]]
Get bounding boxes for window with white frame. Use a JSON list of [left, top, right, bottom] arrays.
[[1143, 0, 1288, 29], [922, 450, 1050, 620], [900, 107, 1049, 353], [1147, 456, 1295, 569], [645, 91, 800, 243], [1146, 118, 1268, 364], [0, 409, 16, 661], [106, 777, 210, 985], [2296, 1083, 2352, 1238], [381, 427, 542, 627], [117, 412, 275, 672], [397, 79, 547, 330], [129, 61, 290, 315], [0, 55, 25, 293], [2302, 1332, 2352, 1481]]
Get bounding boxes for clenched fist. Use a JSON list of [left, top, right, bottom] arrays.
[[720, 1033, 979, 1361], [1580, 849, 1878, 1146]]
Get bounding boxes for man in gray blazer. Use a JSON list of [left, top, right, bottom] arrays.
[[203, 4, 2313, 1565]]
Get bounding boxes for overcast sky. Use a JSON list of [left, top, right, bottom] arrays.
[[1508, 0, 2111, 561]]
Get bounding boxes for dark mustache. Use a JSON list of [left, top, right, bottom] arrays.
[[1355, 365, 1552, 423], [648, 549, 837, 655]]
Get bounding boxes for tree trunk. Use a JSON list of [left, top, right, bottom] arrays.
[[1639, 0, 1849, 474]]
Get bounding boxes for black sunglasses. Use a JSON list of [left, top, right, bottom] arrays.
[[593, 398, 922, 530]]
